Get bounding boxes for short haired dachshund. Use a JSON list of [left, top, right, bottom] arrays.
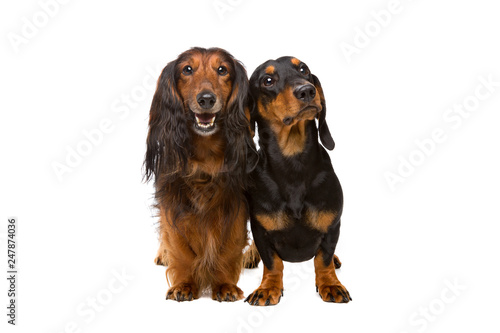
[[245, 56, 351, 305]]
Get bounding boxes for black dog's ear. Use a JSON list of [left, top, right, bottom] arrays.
[[245, 103, 259, 173], [312, 74, 335, 150], [143, 61, 190, 183], [245, 93, 259, 173], [224, 58, 258, 175]]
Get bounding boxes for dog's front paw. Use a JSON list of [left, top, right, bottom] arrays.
[[245, 287, 283, 306], [317, 284, 351, 303], [166, 283, 198, 302], [212, 284, 244, 302]]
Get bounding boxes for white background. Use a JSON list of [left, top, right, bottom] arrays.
[[1, 0, 500, 332]]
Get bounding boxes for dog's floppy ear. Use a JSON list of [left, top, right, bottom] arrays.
[[312, 74, 335, 150], [224, 58, 258, 175], [245, 102, 259, 173], [247, 73, 259, 139], [143, 61, 190, 182]]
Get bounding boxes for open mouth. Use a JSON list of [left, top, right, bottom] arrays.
[[193, 112, 219, 133]]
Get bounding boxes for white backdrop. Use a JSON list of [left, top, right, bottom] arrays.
[[1, 0, 499, 332]]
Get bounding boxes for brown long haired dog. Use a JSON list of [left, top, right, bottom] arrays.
[[144, 47, 257, 302]]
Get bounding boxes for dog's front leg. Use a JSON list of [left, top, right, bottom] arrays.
[[164, 252, 199, 301], [314, 249, 351, 303], [245, 253, 284, 306], [210, 247, 246, 302], [163, 229, 200, 302]]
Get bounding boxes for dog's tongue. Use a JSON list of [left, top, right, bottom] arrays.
[[196, 113, 215, 124]]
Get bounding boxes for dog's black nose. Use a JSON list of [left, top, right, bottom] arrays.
[[293, 84, 316, 103], [197, 92, 216, 109]]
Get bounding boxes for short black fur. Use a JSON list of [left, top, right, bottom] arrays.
[[247, 56, 343, 270]]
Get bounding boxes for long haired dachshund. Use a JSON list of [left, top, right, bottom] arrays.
[[245, 56, 351, 305], [144, 47, 256, 302]]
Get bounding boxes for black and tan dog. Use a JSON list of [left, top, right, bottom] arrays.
[[245, 56, 351, 305]]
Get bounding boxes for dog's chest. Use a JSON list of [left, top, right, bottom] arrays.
[[252, 172, 340, 234], [254, 207, 338, 234], [179, 174, 234, 213]]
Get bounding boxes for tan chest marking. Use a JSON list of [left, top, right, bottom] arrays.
[[256, 210, 337, 233], [276, 121, 308, 156], [306, 210, 337, 233], [256, 212, 290, 231]]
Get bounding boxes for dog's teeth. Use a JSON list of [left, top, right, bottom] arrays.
[[195, 114, 215, 129]]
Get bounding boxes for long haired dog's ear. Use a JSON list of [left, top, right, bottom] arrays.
[[312, 74, 335, 150], [224, 59, 258, 175], [143, 61, 190, 182], [246, 91, 257, 137]]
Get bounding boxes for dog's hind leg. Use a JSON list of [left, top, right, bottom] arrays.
[[154, 240, 169, 266], [242, 241, 261, 269], [333, 254, 341, 269]]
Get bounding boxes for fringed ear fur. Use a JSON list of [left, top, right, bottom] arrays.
[[224, 59, 258, 175], [143, 61, 191, 182]]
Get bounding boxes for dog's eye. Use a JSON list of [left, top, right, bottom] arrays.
[[299, 65, 310, 76], [217, 66, 228, 76], [182, 66, 193, 75], [262, 76, 275, 87]]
